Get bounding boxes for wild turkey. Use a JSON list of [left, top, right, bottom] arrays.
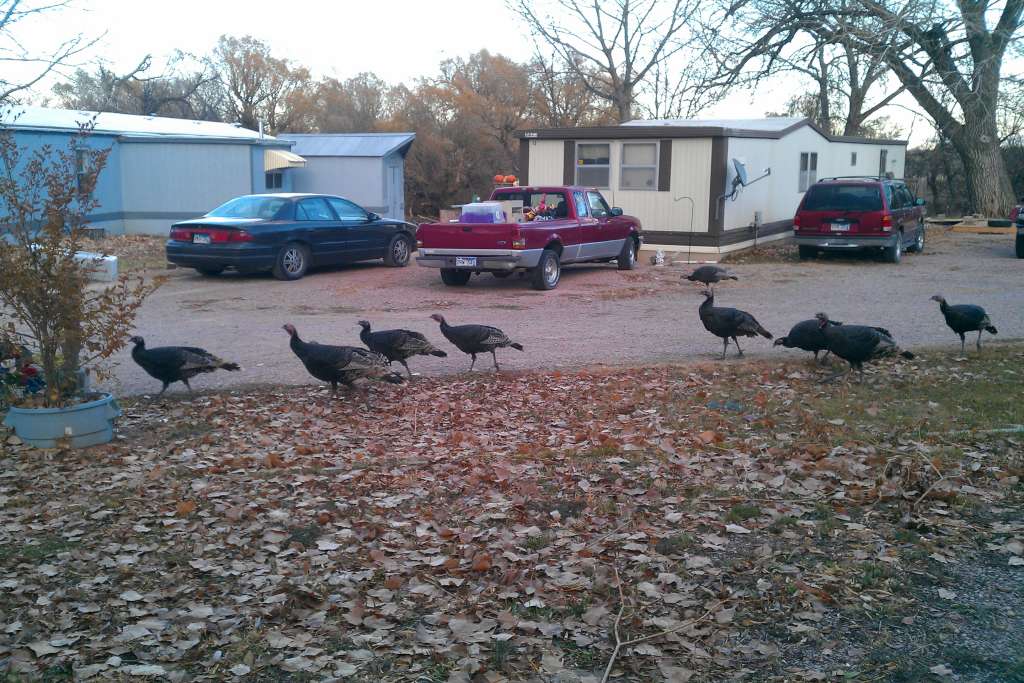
[[775, 318, 895, 364], [774, 318, 842, 363], [815, 313, 914, 380], [130, 336, 240, 396], [931, 295, 998, 354], [430, 314, 523, 371], [683, 265, 737, 289], [698, 290, 772, 359], [358, 320, 447, 378], [283, 324, 403, 395]]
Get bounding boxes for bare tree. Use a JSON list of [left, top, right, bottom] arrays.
[[52, 52, 222, 119], [712, 1, 905, 135], [720, 0, 1023, 215], [0, 0, 99, 102], [212, 35, 311, 134], [508, 0, 705, 122], [528, 55, 615, 126]]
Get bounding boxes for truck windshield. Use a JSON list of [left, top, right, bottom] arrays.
[[207, 196, 288, 219], [803, 184, 882, 212]]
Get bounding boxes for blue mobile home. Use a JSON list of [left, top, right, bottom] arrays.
[[1, 107, 305, 236]]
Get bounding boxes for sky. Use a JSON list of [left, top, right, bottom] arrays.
[[12, 0, 935, 144]]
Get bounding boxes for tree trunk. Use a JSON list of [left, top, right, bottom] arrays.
[[950, 122, 1016, 216]]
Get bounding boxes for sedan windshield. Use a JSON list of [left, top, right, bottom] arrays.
[[207, 196, 288, 219]]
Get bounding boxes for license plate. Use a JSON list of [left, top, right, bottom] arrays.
[[192, 233, 211, 244], [454, 256, 477, 267], [830, 223, 850, 232]]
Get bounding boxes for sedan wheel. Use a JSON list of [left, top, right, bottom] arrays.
[[384, 234, 412, 267], [272, 243, 310, 280]]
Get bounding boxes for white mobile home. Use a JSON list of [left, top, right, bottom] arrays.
[[517, 118, 907, 254], [278, 133, 415, 221]]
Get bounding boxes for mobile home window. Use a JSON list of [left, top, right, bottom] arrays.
[[619, 142, 658, 190], [798, 152, 818, 192], [878, 149, 888, 176], [850, 152, 857, 166], [75, 147, 89, 195], [265, 172, 283, 189], [575, 143, 610, 188]]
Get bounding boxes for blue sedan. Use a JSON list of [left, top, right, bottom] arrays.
[[165, 193, 417, 280]]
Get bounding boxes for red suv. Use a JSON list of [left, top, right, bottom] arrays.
[[793, 177, 926, 263]]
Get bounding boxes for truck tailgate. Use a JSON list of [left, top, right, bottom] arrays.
[[417, 222, 518, 250]]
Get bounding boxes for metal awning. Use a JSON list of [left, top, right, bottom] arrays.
[[264, 149, 306, 171]]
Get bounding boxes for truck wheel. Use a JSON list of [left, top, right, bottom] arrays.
[[440, 268, 471, 286], [798, 245, 817, 260], [272, 242, 310, 280], [882, 233, 903, 263], [383, 234, 413, 267], [1016, 232, 1024, 259], [617, 237, 637, 270], [530, 249, 561, 290]]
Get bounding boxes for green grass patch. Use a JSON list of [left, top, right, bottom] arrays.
[[725, 503, 761, 523]]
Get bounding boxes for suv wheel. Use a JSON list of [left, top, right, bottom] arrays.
[[908, 221, 925, 253], [530, 249, 561, 290], [883, 233, 903, 263], [798, 245, 817, 260]]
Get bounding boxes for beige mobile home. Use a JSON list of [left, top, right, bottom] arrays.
[[516, 118, 907, 256]]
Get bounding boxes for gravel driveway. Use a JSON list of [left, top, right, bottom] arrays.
[[107, 228, 1023, 396]]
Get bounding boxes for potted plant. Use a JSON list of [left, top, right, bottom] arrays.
[[0, 120, 160, 448]]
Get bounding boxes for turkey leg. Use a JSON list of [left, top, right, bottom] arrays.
[[469, 353, 477, 371], [491, 350, 500, 371], [731, 337, 743, 357], [976, 329, 983, 351], [720, 338, 729, 360]]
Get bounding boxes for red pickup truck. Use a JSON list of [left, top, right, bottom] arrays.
[[415, 186, 642, 290]]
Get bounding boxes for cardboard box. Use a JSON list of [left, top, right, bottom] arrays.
[[498, 200, 525, 223]]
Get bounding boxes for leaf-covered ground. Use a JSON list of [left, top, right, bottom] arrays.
[[2, 345, 1023, 682]]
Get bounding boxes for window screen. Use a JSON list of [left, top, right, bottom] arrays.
[[576, 143, 610, 188], [620, 142, 658, 190], [799, 152, 818, 192]]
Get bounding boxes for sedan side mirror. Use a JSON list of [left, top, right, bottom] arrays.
[[610, 207, 624, 217], [914, 198, 926, 206], [366, 212, 380, 222]]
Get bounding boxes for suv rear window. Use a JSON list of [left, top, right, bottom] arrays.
[[803, 184, 883, 212]]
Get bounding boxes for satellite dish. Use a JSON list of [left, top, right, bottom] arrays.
[[732, 158, 748, 186]]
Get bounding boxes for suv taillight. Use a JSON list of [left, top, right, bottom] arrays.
[[881, 213, 892, 231], [792, 214, 801, 229], [169, 228, 190, 241]]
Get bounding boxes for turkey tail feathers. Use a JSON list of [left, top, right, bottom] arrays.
[[758, 326, 773, 340], [221, 362, 241, 371], [510, 342, 524, 351]]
